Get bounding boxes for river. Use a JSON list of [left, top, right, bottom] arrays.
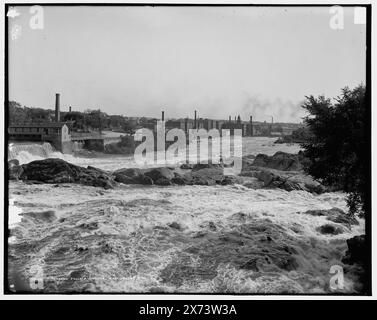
[[7, 137, 364, 293]]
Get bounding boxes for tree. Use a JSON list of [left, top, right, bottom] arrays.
[[123, 120, 137, 134], [301, 84, 368, 217], [8, 101, 27, 124]]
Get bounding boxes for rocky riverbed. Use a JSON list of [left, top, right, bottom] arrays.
[[10, 151, 329, 193], [7, 139, 366, 293]]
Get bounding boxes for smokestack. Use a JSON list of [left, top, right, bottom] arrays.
[[55, 93, 60, 122], [161, 110, 165, 121], [250, 116, 253, 136], [69, 106, 72, 112], [194, 110, 197, 129], [229, 116, 231, 122]]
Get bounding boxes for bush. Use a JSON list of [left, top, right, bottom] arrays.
[[301, 85, 368, 217]]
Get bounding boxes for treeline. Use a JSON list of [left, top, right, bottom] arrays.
[[7, 101, 155, 133], [275, 126, 313, 144]]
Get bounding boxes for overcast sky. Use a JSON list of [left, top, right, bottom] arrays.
[[8, 6, 366, 122]]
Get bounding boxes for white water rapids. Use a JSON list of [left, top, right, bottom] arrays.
[[7, 138, 364, 293]]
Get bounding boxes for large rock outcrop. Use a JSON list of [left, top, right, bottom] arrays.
[[252, 168, 326, 194], [18, 158, 116, 189], [113, 168, 153, 185], [240, 152, 326, 194]]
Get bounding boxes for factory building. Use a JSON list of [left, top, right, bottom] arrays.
[[8, 93, 73, 153], [161, 111, 254, 137]]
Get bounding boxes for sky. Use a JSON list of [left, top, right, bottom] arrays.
[[8, 6, 366, 123]]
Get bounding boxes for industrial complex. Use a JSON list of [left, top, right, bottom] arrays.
[[8, 94, 302, 153]]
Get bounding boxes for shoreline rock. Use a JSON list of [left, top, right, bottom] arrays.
[[240, 151, 327, 194], [16, 158, 116, 189]]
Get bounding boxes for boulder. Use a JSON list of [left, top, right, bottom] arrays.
[[139, 175, 154, 185], [171, 175, 189, 185], [8, 159, 20, 167], [241, 152, 328, 194], [254, 168, 285, 186], [113, 168, 153, 185], [180, 163, 193, 170], [303, 207, 359, 226], [77, 171, 116, 189], [9, 160, 23, 180], [182, 167, 225, 186], [86, 166, 112, 175], [252, 151, 304, 171], [221, 175, 240, 185], [20, 158, 80, 183], [144, 167, 175, 182], [168, 222, 184, 230], [284, 174, 325, 194], [191, 163, 223, 171], [114, 174, 140, 184], [155, 177, 173, 186], [341, 235, 368, 294], [114, 167, 143, 177], [342, 235, 366, 265], [19, 158, 116, 189], [316, 224, 344, 235], [252, 168, 326, 194]]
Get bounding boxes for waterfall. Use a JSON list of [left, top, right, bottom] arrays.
[[8, 142, 76, 165]]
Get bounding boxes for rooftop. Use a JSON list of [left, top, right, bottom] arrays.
[[9, 122, 69, 128]]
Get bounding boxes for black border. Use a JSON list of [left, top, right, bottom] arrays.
[[3, 2, 372, 296]]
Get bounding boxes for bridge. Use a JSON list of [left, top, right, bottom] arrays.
[[70, 131, 124, 151], [71, 132, 123, 142]]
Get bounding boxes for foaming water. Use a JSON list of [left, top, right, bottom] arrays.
[[7, 138, 364, 293], [8, 181, 364, 293], [9, 137, 301, 171], [9, 198, 22, 229], [9, 142, 78, 165]]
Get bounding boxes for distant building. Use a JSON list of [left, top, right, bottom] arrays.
[[159, 111, 255, 137], [221, 115, 253, 137], [8, 122, 72, 153], [8, 93, 73, 153]]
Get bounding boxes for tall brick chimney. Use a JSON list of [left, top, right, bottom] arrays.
[[194, 110, 197, 129], [250, 115, 253, 136], [69, 106, 72, 112], [55, 93, 60, 122], [161, 110, 165, 121]]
